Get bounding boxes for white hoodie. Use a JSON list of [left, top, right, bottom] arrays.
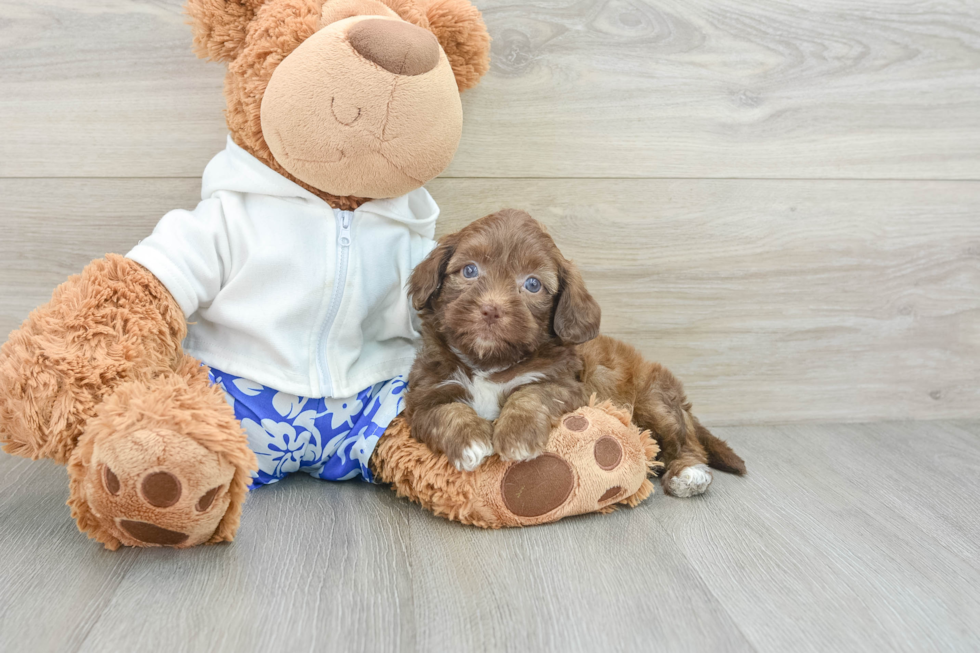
[[127, 136, 437, 398]]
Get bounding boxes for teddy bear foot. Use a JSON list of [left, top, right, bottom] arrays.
[[74, 427, 236, 548], [66, 368, 255, 550]]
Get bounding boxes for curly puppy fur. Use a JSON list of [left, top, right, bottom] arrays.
[[405, 209, 746, 492]]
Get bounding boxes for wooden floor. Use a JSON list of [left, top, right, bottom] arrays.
[[1, 420, 978, 652]]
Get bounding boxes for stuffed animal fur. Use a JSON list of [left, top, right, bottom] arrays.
[[0, 0, 661, 549]]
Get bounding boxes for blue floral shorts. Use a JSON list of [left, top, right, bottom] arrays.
[[207, 366, 406, 488]]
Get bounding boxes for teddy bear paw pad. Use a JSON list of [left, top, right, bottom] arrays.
[[118, 519, 190, 546], [73, 428, 237, 548], [500, 453, 575, 518]]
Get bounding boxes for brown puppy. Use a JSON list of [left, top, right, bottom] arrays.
[[405, 209, 745, 496]]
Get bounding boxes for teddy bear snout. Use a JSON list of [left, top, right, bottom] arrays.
[[348, 19, 440, 76]]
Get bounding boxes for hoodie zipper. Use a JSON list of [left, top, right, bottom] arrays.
[[317, 210, 354, 396]]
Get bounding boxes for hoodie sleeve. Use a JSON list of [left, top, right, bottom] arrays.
[[126, 198, 228, 318]]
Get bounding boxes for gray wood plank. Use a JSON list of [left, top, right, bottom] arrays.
[[0, 455, 143, 653], [74, 477, 417, 653], [837, 420, 980, 558], [1, 0, 978, 179], [54, 480, 757, 653], [405, 507, 753, 652], [649, 422, 980, 653], [3, 177, 978, 424]]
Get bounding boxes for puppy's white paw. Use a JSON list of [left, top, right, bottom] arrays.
[[668, 464, 713, 498], [498, 444, 538, 463], [454, 441, 494, 472]]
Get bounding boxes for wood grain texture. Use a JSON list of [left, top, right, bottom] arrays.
[[649, 421, 980, 653], [405, 509, 752, 652], [1, 0, 979, 179], [74, 481, 417, 653], [3, 421, 980, 652], [0, 456, 142, 653], [2, 177, 978, 424]]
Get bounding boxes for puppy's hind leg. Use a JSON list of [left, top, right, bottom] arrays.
[[631, 369, 714, 498], [659, 411, 714, 498], [581, 337, 742, 497]]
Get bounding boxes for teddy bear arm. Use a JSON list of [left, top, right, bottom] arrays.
[[372, 401, 661, 529], [0, 255, 187, 464]]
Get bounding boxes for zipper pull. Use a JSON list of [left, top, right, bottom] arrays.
[[339, 211, 353, 247]]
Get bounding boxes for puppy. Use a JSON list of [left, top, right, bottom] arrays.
[[405, 209, 746, 497]]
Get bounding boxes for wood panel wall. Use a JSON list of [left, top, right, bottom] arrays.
[[2, 0, 978, 424]]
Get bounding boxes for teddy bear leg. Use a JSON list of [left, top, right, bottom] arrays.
[[0, 254, 187, 464], [67, 357, 256, 550]]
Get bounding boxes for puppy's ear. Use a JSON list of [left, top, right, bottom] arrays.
[[553, 257, 601, 345], [409, 233, 459, 311]]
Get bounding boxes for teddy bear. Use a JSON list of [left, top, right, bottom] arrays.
[[0, 0, 660, 549]]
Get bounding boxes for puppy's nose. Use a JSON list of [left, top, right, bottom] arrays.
[[348, 19, 441, 76], [481, 304, 502, 324]]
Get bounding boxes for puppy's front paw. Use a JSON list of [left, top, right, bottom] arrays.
[[665, 464, 713, 498], [494, 412, 550, 462], [453, 440, 495, 472]]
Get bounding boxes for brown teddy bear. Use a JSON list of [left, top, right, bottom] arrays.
[[0, 0, 659, 549]]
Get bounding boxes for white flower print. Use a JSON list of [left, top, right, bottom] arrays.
[[272, 391, 308, 419], [350, 433, 380, 472], [233, 378, 265, 396], [241, 417, 307, 478]]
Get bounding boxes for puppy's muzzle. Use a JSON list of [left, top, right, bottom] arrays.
[[480, 303, 502, 325]]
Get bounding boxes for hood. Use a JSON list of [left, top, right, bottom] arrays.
[[202, 136, 439, 239]]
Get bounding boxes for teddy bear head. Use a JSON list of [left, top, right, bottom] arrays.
[[187, 0, 491, 209]]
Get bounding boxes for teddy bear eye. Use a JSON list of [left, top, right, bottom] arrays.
[[524, 277, 542, 293], [462, 264, 479, 279]]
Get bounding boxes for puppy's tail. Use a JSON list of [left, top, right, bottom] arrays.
[[693, 418, 746, 475]]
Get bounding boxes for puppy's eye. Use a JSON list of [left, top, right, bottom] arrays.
[[462, 263, 479, 279], [524, 277, 542, 293]]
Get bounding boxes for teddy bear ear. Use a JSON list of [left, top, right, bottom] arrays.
[[185, 0, 267, 62], [422, 0, 491, 91]]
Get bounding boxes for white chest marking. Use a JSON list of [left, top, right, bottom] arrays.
[[441, 370, 546, 421]]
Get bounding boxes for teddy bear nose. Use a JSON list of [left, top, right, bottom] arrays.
[[348, 19, 441, 76]]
